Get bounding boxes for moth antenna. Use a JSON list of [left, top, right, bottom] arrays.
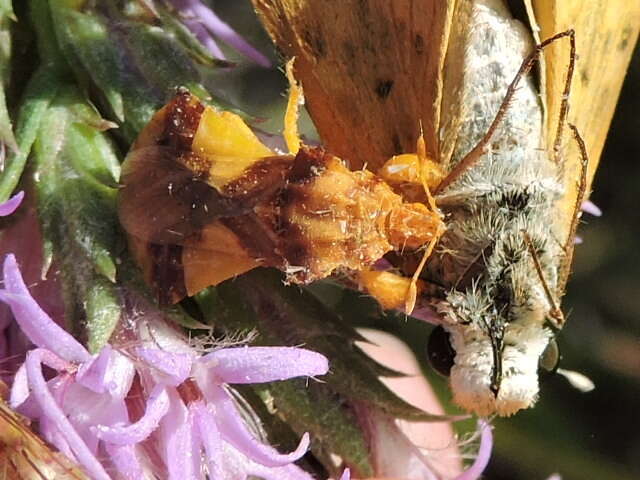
[[435, 30, 576, 194], [557, 123, 590, 295], [522, 230, 565, 328], [284, 57, 303, 154]]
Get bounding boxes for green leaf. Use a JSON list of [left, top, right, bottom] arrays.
[[32, 84, 122, 351], [0, 65, 61, 202], [49, 0, 239, 141], [0, 0, 17, 152], [258, 380, 375, 478]]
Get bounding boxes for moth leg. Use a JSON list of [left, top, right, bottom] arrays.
[[557, 124, 590, 297], [523, 231, 565, 328], [435, 30, 576, 194], [284, 58, 303, 154]]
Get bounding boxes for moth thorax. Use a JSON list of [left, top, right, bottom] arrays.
[[386, 203, 441, 250]]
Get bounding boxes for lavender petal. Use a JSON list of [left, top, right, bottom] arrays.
[[137, 347, 194, 386], [223, 443, 315, 480], [107, 443, 146, 480], [160, 390, 200, 480], [187, 1, 271, 67], [25, 349, 111, 480], [201, 346, 328, 384], [1, 254, 90, 363], [183, 18, 227, 60], [192, 401, 225, 480], [0, 190, 24, 216], [453, 420, 492, 480], [208, 385, 310, 467], [581, 200, 602, 217], [92, 385, 170, 445], [77, 346, 113, 393]]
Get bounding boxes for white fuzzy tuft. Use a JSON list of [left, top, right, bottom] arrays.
[[446, 320, 552, 417]]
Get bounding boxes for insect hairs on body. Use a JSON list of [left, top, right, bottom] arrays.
[[428, 0, 582, 417]]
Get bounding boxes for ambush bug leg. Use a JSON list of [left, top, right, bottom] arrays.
[[405, 222, 445, 314], [284, 58, 303, 154]]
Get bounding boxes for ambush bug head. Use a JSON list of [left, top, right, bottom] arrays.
[[430, 287, 558, 417]]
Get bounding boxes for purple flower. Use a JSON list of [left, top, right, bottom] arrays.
[[581, 200, 602, 217], [454, 420, 492, 480], [0, 190, 24, 216], [168, 0, 271, 67], [0, 253, 328, 479]]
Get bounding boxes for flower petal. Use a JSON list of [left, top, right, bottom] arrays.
[[208, 385, 310, 468], [77, 346, 113, 393], [192, 401, 224, 480], [107, 443, 145, 480], [0, 190, 24, 216], [92, 385, 170, 445], [104, 349, 136, 399], [160, 389, 201, 480], [222, 443, 315, 480], [9, 362, 29, 408], [339, 469, 351, 480], [137, 347, 194, 386], [454, 420, 492, 480], [182, 18, 227, 59], [201, 346, 328, 384], [176, 0, 271, 67], [581, 200, 602, 216], [25, 349, 111, 480], [0, 254, 90, 363]]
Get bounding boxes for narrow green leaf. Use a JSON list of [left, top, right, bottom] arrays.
[[259, 380, 375, 478], [0, 66, 61, 201], [32, 84, 122, 350], [0, 0, 17, 152]]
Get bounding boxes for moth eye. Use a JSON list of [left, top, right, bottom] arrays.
[[539, 338, 561, 377], [427, 326, 456, 377]]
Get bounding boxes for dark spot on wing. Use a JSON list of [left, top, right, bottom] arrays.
[[415, 34, 425, 54], [303, 28, 326, 58], [375, 79, 394, 99]]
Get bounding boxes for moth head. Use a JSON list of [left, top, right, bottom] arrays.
[[429, 290, 556, 417]]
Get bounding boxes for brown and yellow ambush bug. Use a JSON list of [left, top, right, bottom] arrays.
[[119, 70, 444, 309]]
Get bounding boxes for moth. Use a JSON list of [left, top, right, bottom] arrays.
[[251, 0, 638, 416]]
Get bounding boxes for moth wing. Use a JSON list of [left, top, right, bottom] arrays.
[[252, 0, 454, 172]]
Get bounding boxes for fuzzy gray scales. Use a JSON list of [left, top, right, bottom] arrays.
[[433, 0, 564, 416]]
